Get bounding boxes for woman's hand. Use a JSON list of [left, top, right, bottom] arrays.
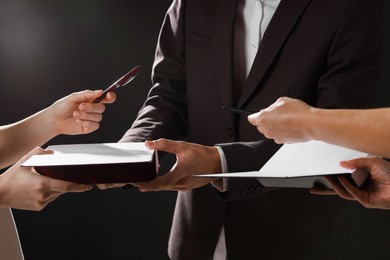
[[48, 90, 116, 135], [0, 148, 92, 211], [311, 157, 390, 209]]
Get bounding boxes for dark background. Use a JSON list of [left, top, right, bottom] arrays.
[[0, 1, 389, 259]]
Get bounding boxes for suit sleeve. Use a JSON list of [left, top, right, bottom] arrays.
[[315, 0, 383, 109], [119, 0, 188, 143], [216, 0, 383, 201]]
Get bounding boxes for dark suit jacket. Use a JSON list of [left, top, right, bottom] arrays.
[[121, 0, 389, 259]]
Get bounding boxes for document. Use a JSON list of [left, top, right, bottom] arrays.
[[196, 141, 369, 188], [22, 142, 158, 184]]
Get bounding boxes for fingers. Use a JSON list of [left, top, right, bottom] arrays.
[[69, 90, 104, 103], [70, 89, 115, 104], [69, 90, 116, 135], [247, 97, 291, 127], [71, 90, 116, 113], [247, 110, 274, 140], [73, 95, 107, 133], [138, 159, 188, 191], [138, 175, 212, 192], [96, 183, 127, 190], [24, 147, 51, 157], [72, 90, 116, 119], [310, 176, 339, 195], [14, 147, 53, 167], [340, 157, 373, 170], [143, 139, 188, 191], [75, 120, 100, 134], [99, 92, 117, 104], [138, 172, 181, 192], [325, 176, 356, 200], [310, 187, 338, 195], [145, 139, 182, 154], [337, 176, 364, 202], [73, 91, 116, 111], [79, 102, 106, 114], [129, 182, 141, 187], [310, 176, 356, 201], [73, 109, 103, 122], [45, 177, 93, 193], [72, 90, 116, 104], [248, 112, 260, 126]]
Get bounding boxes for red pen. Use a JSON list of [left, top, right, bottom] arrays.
[[93, 65, 141, 103]]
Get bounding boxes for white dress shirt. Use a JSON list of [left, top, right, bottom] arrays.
[[213, 0, 281, 259]]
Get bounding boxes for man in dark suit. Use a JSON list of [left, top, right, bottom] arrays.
[[121, 0, 388, 259]]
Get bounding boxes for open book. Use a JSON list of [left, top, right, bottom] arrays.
[[196, 141, 370, 189], [22, 142, 158, 184]]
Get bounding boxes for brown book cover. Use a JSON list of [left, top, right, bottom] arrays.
[[21, 143, 159, 184]]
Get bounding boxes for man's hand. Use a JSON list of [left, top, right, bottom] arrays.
[[311, 157, 390, 209], [134, 139, 222, 192]]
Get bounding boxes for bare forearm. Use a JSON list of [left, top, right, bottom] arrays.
[[0, 90, 116, 169], [0, 108, 57, 168], [309, 108, 390, 158]]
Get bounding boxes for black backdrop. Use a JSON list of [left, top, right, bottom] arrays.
[[0, 1, 390, 259]]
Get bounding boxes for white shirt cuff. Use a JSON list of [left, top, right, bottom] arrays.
[[211, 146, 228, 192]]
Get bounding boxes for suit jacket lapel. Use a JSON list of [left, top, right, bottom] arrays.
[[237, 0, 313, 108], [214, 0, 238, 128]]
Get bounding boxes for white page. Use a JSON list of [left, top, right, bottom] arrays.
[[198, 141, 368, 178], [22, 142, 153, 166], [258, 140, 368, 177]]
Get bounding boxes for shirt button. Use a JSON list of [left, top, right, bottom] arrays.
[[251, 42, 257, 48]]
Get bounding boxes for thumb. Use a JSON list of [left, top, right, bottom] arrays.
[[46, 177, 93, 193], [69, 90, 104, 103], [247, 112, 260, 126], [340, 157, 372, 171], [145, 139, 181, 154], [16, 147, 53, 166]]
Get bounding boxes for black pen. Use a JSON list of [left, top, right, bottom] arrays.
[[222, 106, 256, 115]]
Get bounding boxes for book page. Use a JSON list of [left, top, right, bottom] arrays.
[[258, 140, 368, 177], [197, 141, 368, 178], [21, 142, 153, 166]]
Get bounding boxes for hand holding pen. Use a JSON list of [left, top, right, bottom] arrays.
[[70, 65, 140, 133]]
